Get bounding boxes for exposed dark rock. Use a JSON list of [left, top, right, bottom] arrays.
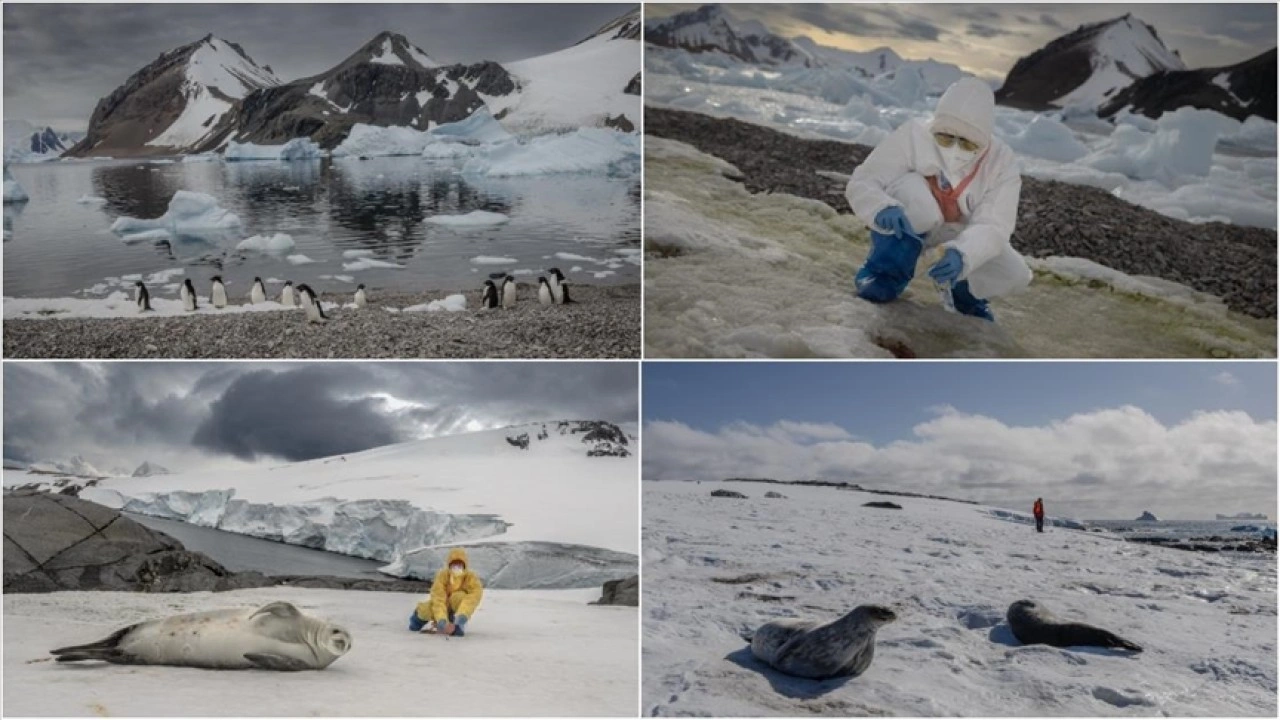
[[604, 113, 636, 132], [711, 489, 748, 499], [30, 127, 67, 155], [591, 574, 638, 606], [863, 501, 903, 510], [1136, 511, 1159, 522], [763, 491, 786, 499], [645, 106, 1277, 318], [506, 433, 531, 450], [1100, 48, 1276, 122], [624, 73, 642, 96]]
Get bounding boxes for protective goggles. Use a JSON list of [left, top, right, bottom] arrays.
[[932, 132, 981, 153]]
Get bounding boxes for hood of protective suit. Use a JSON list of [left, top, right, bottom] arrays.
[[930, 78, 995, 150], [446, 547, 469, 569]]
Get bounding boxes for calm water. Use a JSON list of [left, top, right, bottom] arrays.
[[4, 157, 640, 299], [1088, 519, 1277, 540], [125, 511, 391, 580]]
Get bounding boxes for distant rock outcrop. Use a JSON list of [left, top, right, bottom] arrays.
[[763, 491, 786, 499], [863, 501, 903, 510], [132, 461, 172, 477], [1099, 48, 1276, 122], [711, 489, 747, 499], [591, 574, 638, 606], [1136, 511, 1159, 522], [644, 4, 814, 68]]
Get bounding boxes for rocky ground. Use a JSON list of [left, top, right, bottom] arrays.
[[645, 107, 1277, 318], [3, 284, 640, 358]]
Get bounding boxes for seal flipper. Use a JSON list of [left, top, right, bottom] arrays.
[[1100, 630, 1143, 653], [244, 652, 313, 671], [50, 625, 137, 663], [250, 601, 303, 620]]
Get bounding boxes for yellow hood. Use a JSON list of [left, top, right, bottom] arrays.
[[446, 547, 469, 569]]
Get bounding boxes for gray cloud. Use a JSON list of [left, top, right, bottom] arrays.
[[4, 3, 635, 130], [1039, 13, 1066, 31], [967, 23, 1013, 39], [4, 362, 637, 471]]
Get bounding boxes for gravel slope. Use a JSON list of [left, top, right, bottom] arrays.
[[645, 107, 1277, 318]]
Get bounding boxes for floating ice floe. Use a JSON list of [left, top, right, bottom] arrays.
[[462, 128, 639, 177], [342, 249, 375, 259], [470, 256, 518, 265], [427, 210, 511, 227], [110, 190, 241, 238], [76, 195, 108, 205], [3, 165, 29, 204], [235, 232, 296, 255], [181, 153, 220, 163], [224, 137, 323, 162], [343, 257, 405, 271], [286, 254, 318, 265]]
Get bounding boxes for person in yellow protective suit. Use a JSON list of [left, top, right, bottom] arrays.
[[408, 547, 484, 636]]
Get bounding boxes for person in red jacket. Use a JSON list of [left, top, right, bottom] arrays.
[[1033, 498, 1045, 533]]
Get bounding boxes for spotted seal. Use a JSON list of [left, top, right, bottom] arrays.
[[1007, 599, 1142, 652], [750, 605, 897, 679], [50, 600, 351, 671]]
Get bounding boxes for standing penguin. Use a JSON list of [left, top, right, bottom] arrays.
[[280, 281, 297, 307], [354, 284, 367, 308], [537, 277, 553, 305], [480, 280, 499, 309], [501, 275, 517, 308], [250, 277, 266, 304], [296, 283, 327, 324], [548, 268, 576, 304], [181, 278, 198, 312], [134, 281, 153, 312], [210, 276, 228, 308]]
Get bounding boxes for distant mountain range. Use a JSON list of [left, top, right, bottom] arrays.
[[64, 7, 639, 158], [3, 120, 86, 162]]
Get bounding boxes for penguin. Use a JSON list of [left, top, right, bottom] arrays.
[[548, 268, 576, 304], [481, 280, 499, 310], [354, 284, 367, 308], [210, 276, 228, 308], [501, 275, 517, 309], [280, 281, 297, 307], [537, 277, 553, 305], [134, 281, 153, 312], [296, 283, 327, 324], [181, 278, 198, 312], [249, 277, 266, 304]]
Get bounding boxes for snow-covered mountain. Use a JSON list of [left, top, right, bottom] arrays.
[[644, 4, 815, 68], [499, 6, 641, 134], [1100, 47, 1276, 122], [997, 14, 1185, 112], [66, 35, 281, 157], [791, 37, 900, 76], [131, 461, 171, 477], [3, 120, 83, 162], [48, 420, 638, 589], [25, 455, 108, 478]]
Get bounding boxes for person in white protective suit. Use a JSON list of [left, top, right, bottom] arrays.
[[845, 77, 1032, 321]]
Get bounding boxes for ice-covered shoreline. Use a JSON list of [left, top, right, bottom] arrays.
[[4, 286, 641, 359]]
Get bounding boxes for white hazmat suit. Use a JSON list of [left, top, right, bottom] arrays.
[[846, 77, 1032, 303]]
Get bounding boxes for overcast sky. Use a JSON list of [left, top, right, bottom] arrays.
[[644, 363, 1276, 521], [4, 362, 637, 474], [3, 3, 635, 131], [649, 3, 1276, 81]]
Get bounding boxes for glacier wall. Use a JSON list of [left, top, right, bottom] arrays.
[[122, 490, 510, 562], [383, 541, 638, 589]]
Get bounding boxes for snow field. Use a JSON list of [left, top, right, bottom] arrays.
[[642, 481, 1276, 716], [4, 586, 637, 717], [643, 137, 1276, 359]]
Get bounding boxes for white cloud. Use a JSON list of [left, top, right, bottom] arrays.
[[1212, 371, 1240, 387], [643, 407, 1277, 520]]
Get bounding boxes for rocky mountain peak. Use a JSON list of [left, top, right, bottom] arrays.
[[340, 31, 440, 72]]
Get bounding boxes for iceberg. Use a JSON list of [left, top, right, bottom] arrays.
[[236, 232, 296, 255], [426, 211, 511, 227], [343, 257, 405, 271], [332, 124, 434, 158], [3, 165, 29, 204], [428, 106, 515, 145], [110, 190, 241, 237], [224, 137, 323, 162], [1084, 107, 1232, 183], [1003, 115, 1090, 163], [462, 128, 639, 177]]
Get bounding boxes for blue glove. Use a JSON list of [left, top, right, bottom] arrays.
[[928, 248, 965, 286], [873, 206, 916, 239], [453, 614, 468, 627]]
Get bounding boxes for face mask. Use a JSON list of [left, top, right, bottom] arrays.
[[938, 144, 978, 183], [450, 565, 464, 576]]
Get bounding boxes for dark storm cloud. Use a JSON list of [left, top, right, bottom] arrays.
[[967, 23, 1013, 39], [3, 3, 635, 130], [1039, 13, 1066, 31], [3, 362, 637, 469]]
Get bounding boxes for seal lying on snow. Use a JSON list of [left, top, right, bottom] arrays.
[[50, 601, 351, 670], [750, 605, 897, 679], [1007, 599, 1142, 652]]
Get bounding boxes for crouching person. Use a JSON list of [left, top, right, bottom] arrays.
[[408, 547, 483, 637]]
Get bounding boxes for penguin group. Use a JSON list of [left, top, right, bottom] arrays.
[[485, 267, 576, 310], [133, 275, 358, 324]]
